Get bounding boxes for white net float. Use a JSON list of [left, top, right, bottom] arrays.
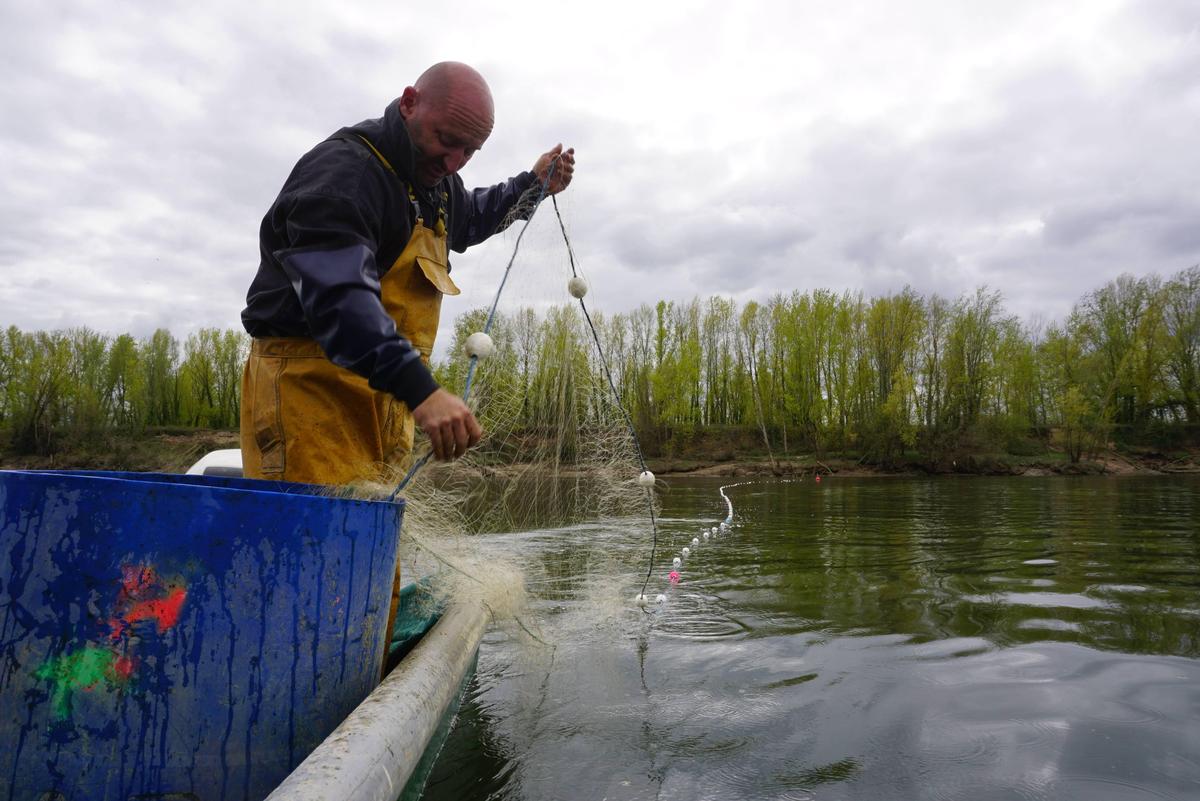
[[681, 547, 691, 558], [464, 331, 495, 359], [655, 594, 667, 604], [634, 593, 649, 606], [672, 557, 682, 569], [637, 470, 656, 488], [567, 276, 589, 298], [691, 537, 700, 546]]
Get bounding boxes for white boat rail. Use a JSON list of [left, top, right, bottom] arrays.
[[266, 599, 490, 801]]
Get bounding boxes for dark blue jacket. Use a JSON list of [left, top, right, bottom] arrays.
[[242, 101, 536, 409]]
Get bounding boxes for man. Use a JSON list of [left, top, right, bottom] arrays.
[[240, 62, 575, 485]]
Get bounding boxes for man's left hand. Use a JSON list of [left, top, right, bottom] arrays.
[[532, 144, 575, 195]]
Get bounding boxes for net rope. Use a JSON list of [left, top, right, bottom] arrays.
[[364, 156, 664, 639]]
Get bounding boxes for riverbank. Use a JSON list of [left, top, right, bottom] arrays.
[[2, 428, 1197, 477], [0, 429, 240, 474], [646, 449, 1200, 478]]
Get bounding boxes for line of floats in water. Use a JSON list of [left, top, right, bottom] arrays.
[[633, 474, 823, 608]]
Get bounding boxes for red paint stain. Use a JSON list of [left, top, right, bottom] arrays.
[[108, 564, 189, 639], [37, 562, 193, 720], [124, 588, 188, 632], [111, 655, 136, 680]]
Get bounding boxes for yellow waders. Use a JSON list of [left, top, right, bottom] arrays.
[[240, 140, 459, 671], [239, 220, 457, 485]]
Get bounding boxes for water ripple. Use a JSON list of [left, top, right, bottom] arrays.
[[420, 476, 1200, 801]]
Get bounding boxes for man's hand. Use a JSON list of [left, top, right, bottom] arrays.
[[532, 144, 575, 195], [411, 389, 483, 461]]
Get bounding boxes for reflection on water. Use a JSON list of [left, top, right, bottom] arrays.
[[421, 477, 1200, 801]]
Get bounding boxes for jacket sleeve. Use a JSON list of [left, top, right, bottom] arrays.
[[273, 192, 438, 410], [448, 171, 539, 253]]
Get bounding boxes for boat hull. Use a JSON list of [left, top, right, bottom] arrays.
[[0, 470, 402, 801]]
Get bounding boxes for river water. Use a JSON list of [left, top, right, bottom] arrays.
[[420, 476, 1200, 801]]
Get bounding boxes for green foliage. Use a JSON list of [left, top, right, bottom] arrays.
[[1162, 266, 1200, 423], [429, 266, 1199, 462], [1060, 386, 1107, 463], [4, 264, 1198, 462], [0, 326, 248, 454], [2, 328, 73, 453], [178, 328, 245, 428]]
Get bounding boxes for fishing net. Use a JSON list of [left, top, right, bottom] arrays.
[[345, 182, 661, 644]]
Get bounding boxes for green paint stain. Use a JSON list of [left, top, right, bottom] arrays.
[[35, 646, 126, 719]]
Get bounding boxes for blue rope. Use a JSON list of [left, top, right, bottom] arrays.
[[461, 159, 557, 403], [549, 195, 661, 597]]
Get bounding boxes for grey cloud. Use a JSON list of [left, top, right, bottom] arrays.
[[2, 1, 1199, 339], [1157, 216, 1200, 255], [604, 201, 815, 296], [746, 47, 1198, 317], [1118, 0, 1200, 36], [1042, 197, 1200, 253]]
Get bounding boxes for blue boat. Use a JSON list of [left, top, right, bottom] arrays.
[[0, 458, 484, 801]]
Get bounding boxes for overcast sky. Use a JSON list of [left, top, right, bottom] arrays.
[[2, 0, 1198, 342]]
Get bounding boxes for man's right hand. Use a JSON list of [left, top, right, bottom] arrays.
[[411, 388, 483, 461], [532, 144, 575, 195]]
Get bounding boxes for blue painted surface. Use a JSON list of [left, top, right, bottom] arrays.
[[0, 470, 403, 801]]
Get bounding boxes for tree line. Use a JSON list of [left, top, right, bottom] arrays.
[[3, 266, 1198, 462], [0, 327, 245, 453], [437, 266, 1200, 464]]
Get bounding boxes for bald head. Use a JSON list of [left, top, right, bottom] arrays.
[[414, 63, 493, 113], [400, 62, 495, 187]]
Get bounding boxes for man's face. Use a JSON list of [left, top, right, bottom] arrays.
[[400, 86, 493, 188]]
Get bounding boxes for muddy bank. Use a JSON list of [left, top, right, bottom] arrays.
[[3, 429, 1197, 480], [0, 429, 240, 474], [647, 450, 1200, 478]]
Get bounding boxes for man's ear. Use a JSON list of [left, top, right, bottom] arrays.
[[398, 86, 419, 119]]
